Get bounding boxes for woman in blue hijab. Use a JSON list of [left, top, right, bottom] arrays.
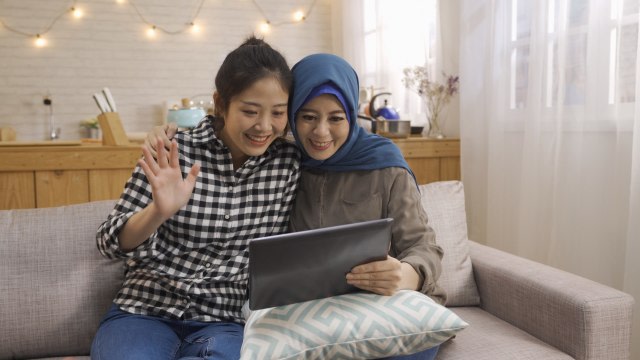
[[287, 54, 445, 360]]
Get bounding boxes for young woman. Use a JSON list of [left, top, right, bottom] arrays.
[[91, 37, 300, 360], [147, 53, 445, 360]]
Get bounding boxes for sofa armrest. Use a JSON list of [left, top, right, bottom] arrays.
[[468, 240, 634, 360]]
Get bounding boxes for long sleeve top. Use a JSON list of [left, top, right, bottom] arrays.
[[97, 119, 301, 323], [288, 167, 446, 305]]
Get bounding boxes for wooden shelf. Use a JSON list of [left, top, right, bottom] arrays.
[[392, 137, 460, 185]]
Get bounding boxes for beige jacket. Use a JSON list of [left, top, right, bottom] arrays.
[[289, 167, 446, 305]]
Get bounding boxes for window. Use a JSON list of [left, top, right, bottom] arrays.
[[508, 0, 638, 111], [510, 0, 532, 109], [611, 0, 639, 104], [360, 0, 438, 119]]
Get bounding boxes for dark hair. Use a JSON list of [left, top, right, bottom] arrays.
[[213, 36, 292, 119]]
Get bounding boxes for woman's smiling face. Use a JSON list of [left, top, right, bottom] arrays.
[[295, 94, 350, 161], [218, 76, 288, 166]]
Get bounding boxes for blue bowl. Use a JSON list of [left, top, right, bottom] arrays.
[[167, 108, 206, 128]]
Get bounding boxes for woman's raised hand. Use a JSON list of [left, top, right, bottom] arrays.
[[139, 139, 200, 219]]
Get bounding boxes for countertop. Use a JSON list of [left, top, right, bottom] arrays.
[[0, 142, 142, 171]]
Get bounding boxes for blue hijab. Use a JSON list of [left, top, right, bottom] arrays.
[[289, 53, 415, 180]]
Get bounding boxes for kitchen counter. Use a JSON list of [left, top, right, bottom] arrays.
[[0, 137, 460, 209], [0, 143, 142, 209]]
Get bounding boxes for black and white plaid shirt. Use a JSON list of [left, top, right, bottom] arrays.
[[97, 118, 300, 323]]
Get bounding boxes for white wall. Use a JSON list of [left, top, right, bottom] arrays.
[[0, 0, 333, 141]]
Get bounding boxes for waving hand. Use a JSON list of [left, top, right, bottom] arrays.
[[139, 139, 201, 219]]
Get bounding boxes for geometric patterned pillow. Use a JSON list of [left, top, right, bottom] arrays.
[[240, 290, 468, 360]]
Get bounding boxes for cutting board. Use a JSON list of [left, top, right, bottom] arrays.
[[0, 140, 82, 147]]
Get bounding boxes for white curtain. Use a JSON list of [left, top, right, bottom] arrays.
[[337, 0, 440, 130], [460, 0, 640, 356]]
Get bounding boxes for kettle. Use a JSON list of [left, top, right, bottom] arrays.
[[368, 92, 400, 120]]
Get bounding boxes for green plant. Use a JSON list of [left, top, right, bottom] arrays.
[[79, 117, 99, 129]]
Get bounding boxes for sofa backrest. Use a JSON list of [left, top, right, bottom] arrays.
[[419, 181, 480, 307], [0, 200, 124, 359]]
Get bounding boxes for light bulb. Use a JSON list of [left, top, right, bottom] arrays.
[[293, 10, 305, 22], [147, 25, 157, 38], [190, 22, 201, 34], [71, 7, 83, 18], [259, 21, 271, 34], [116, 0, 125, 3], [35, 34, 47, 47]]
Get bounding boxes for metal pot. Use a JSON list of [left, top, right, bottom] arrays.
[[358, 115, 411, 139]]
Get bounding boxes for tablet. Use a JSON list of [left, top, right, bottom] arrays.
[[248, 218, 393, 310]]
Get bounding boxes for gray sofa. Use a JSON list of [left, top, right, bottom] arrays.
[[0, 199, 634, 360]]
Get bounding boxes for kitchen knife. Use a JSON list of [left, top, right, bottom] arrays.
[[102, 87, 117, 112], [93, 93, 109, 114]]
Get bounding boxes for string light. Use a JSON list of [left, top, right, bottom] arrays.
[[0, 0, 318, 47], [190, 22, 201, 34], [130, 0, 205, 36], [293, 10, 305, 22], [259, 21, 271, 34], [34, 34, 47, 47], [252, 0, 316, 28], [0, 0, 78, 46], [71, 7, 83, 19], [146, 25, 157, 38]]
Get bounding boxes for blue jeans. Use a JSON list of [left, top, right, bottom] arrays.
[[382, 345, 440, 360], [91, 304, 243, 360]]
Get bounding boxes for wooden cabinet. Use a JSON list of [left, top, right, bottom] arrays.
[[391, 137, 460, 185], [0, 171, 35, 209], [89, 169, 137, 201], [0, 144, 141, 210], [35, 170, 90, 208], [0, 138, 460, 209]]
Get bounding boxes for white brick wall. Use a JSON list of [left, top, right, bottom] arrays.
[[0, 0, 334, 140]]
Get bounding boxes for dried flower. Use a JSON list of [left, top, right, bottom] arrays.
[[402, 66, 459, 136]]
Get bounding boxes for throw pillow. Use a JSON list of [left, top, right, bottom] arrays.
[[240, 290, 468, 360], [419, 181, 480, 306]]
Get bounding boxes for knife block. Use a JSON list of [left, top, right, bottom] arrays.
[[97, 112, 130, 146]]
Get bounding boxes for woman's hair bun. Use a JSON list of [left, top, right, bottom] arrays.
[[240, 35, 266, 47]]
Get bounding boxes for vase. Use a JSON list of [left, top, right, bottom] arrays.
[[426, 112, 445, 139], [87, 128, 100, 139]]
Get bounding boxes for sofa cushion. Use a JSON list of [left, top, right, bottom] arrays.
[[0, 200, 123, 359], [240, 290, 468, 360], [419, 181, 480, 306], [436, 307, 573, 360]]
